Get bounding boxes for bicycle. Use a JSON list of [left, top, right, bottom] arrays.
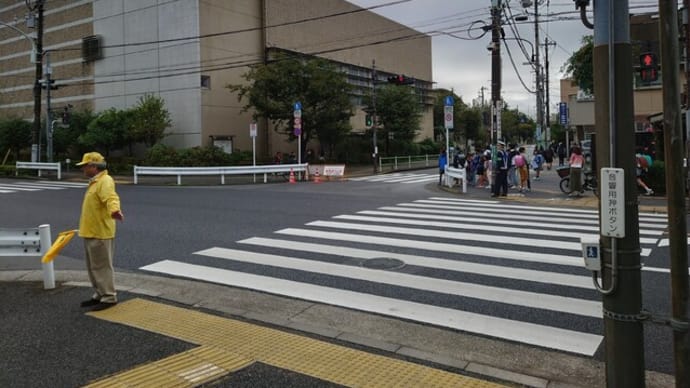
[[559, 169, 598, 196]]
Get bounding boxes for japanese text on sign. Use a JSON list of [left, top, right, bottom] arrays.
[[600, 168, 625, 238]]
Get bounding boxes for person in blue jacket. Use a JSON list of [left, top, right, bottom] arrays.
[[438, 149, 448, 185]]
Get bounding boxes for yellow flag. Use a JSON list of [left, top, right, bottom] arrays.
[[41, 229, 77, 263]]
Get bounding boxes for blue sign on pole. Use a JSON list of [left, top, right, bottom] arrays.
[[294, 101, 302, 111], [444, 96, 454, 107], [558, 102, 568, 125]]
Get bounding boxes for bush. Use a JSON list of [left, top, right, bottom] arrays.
[[144, 144, 252, 167]]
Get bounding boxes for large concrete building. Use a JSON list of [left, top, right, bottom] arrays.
[[0, 0, 433, 159]]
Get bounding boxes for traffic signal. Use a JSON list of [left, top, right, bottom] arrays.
[[639, 52, 658, 82], [61, 106, 70, 124], [365, 114, 373, 127], [386, 74, 415, 85]]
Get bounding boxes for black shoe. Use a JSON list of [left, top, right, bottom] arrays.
[[490, 194, 497, 197], [91, 302, 118, 311], [80, 299, 100, 307]]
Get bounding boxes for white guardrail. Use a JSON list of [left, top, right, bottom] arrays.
[[0, 225, 55, 289], [15, 161, 61, 180], [133, 163, 310, 185], [445, 166, 467, 193]]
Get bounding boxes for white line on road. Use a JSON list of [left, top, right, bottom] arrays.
[[238, 237, 596, 289], [275, 228, 584, 267], [195, 247, 601, 317], [140, 260, 603, 356]]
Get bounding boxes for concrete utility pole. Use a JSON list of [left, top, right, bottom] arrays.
[[592, 1, 645, 386], [490, 0, 503, 191], [371, 60, 378, 173], [31, 0, 44, 162], [544, 37, 556, 146], [684, 2, 690, 197], [491, 1, 502, 143], [657, 3, 689, 386], [533, 0, 544, 147]]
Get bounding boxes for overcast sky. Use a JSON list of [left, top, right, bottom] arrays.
[[348, 0, 667, 119]]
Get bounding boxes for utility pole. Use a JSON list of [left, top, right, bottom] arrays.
[[544, 37, 556, 146], [684, 2, 690, 197], [491, 1, 502, 144], [534, 0, 543, 148], [658, 3, 689, 386], [44, 52, 53, 163], [30, 0, 45, 163], [592, 1, 645, 386], [371, 60, 378, 174]]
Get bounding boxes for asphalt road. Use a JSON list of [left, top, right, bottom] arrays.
[[0, 168, 684, 378]]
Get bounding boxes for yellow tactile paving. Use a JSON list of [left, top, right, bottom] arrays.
[[84, 345, 253, 387], [87, 298, 506, 387]]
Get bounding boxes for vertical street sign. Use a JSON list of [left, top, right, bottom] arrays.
[[250, 121, 257, 181], [600, 168, 625, 238], [443, 96, 454, 186], [559, 102, 568, 125], [294, 102, 302, 167]]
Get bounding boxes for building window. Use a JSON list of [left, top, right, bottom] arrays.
[[201, 75, 211, 89]]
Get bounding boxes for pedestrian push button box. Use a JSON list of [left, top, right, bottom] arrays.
[[581, 237, 601, 271]]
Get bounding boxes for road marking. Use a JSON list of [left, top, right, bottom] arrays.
[[357, 209, 664, 237], [333, 214, 660, 244], [276, 228, 584, 267], [195, 246, 601, 317], [140, 260, 603, 356], [238, 237, 596, 289]]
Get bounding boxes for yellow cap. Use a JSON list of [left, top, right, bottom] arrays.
[[75, 152, 105, 166]]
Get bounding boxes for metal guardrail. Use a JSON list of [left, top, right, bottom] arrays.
[[378, 155, 437, 172], [444, 166, 467, 193], [0, 225, 55, 289], [133, 163, 310, 185], [15, 161, 61, 180]]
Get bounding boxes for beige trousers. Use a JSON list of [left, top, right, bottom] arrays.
[[84, 238, 117, 303]]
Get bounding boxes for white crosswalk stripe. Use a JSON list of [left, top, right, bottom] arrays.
[[348, 173, 438, 184], [140, 197, 671, 356], [0, 180, 87, 194]]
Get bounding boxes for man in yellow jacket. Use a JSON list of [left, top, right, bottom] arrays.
[[76, 152, 124, 309]]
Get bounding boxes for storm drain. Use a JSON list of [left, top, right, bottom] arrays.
[[360, 257, 406, 270]]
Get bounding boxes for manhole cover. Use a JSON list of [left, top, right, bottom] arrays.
[[361, 258, 405, 270]]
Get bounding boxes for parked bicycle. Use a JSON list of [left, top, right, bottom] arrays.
[[557, 166, 598, 196]]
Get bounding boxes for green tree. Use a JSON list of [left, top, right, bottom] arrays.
[[0, 117, 31, 162], [364, 84, 421, 155], [52, 110, 97, 159], [563, 35, 594, 95], [501, 108, 534, 144], [129, 94, 171, 147], [79, 108, 130, 156], [228, 52, 353, 158]]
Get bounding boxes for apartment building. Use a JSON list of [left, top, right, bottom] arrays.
[[559, 12, 682, 145], [0, 0, 433, 158]]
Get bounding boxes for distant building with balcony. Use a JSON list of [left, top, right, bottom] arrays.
[[0, 0, 433, 159], [559, 12, 683, 148]]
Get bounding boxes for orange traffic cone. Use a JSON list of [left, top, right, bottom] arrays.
[[289, 168, 296, 184], [314, 169, 321, 184]]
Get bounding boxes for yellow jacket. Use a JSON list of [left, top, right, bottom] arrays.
[[78, 170, 121, 239]]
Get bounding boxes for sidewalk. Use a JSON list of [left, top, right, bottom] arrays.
[[2, 166, 676, 387]]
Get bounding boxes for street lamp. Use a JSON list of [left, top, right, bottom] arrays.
[[0, 21, 38, 63]]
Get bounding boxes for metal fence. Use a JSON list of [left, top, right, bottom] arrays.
[[378, 154, 438, 172]]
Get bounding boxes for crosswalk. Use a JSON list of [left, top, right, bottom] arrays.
[[140, 197, 670, 356], [0, 180, 87, 194], [348, 172, 439, 184]]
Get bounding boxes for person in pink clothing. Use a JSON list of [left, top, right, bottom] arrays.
[[568, 146, 585, 196]]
